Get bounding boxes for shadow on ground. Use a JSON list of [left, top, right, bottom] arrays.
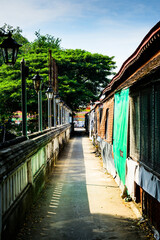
[[15, 132, 151, 240]]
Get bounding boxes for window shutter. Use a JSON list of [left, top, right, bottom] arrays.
[[154, 83, 160, 173], [140, 86, 154, 168]]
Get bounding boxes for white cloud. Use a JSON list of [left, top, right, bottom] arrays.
[[0, 0, 159, 74], [0, 0, 84, 28]]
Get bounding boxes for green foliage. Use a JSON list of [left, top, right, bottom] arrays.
[[54, 49, 116, 109], [32, 30, 61, 52], [0, 24, 116, 140]]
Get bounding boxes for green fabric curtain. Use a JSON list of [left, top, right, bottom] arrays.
[[113, 88, 129, 185]]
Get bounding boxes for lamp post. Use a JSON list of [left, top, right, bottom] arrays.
[[63, 104, 65, 124], [46, 85, 53, 128], [59, 100, 64, 125], [21, 59, 29, 137], [32, 73, 43, 132], [63, 103, 66, 124], [55, 94, 60, 125], [53, 95, 57, 127], [66, 107, 69, 124], [64, 105, 67, 124], [0, 30, 30, 138], [65, 106, 67, 124]]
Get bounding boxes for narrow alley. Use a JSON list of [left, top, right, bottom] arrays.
[[16, 130, 148, 240]]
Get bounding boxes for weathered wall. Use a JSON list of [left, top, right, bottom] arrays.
[[100, 97, 114, 143], [95, 106, 100, 137], [0, 124, 71, 240]]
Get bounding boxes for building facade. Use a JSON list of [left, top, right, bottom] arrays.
[[87, 21, 160, 234]]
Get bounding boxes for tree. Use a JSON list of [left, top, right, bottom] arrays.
[[0, 27, 116, 140], [54, 49, 116, 109], [32, 30, 61, 51]]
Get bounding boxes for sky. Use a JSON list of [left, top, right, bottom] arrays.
[[0, 0, 159, 72]]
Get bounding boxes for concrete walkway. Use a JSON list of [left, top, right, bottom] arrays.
[[17, 131, 148, 240]]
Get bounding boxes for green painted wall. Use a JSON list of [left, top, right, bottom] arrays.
[[113, 88, 129, 185]]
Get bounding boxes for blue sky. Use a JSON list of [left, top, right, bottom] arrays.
[[0, 0, 159, 72]]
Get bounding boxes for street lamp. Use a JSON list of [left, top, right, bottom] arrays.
[[20, 59, 29, 137], [32, 73, 43, 132], [53, 93, 60, 127], [66, 106, 69, 124], [0, 29, 30, 137], [59, 100, 64, 125], [55, 94, 60, 104], [0, 31, 22, 65], [0, 29, 22, 140], [63, 104, 66, 124], [46, 86, 53, 128], [55, 94, 60, 125]]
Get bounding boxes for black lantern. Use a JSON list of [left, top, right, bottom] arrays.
[[32, 73, 43, 93], [55, 94, 61, 104], [46, 85, 54, 128], [46, 86, 54, 99], [0, 32, 22, 65], [32, 72, 43, 132], [59, 99, 64, 107]]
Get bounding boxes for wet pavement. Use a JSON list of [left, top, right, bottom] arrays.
[[16, 130, 150, 240]]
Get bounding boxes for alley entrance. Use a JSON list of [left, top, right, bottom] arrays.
[[16, 129, 147, 240]]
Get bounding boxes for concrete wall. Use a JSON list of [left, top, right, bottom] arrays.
[[0, 124, 71, 240]]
